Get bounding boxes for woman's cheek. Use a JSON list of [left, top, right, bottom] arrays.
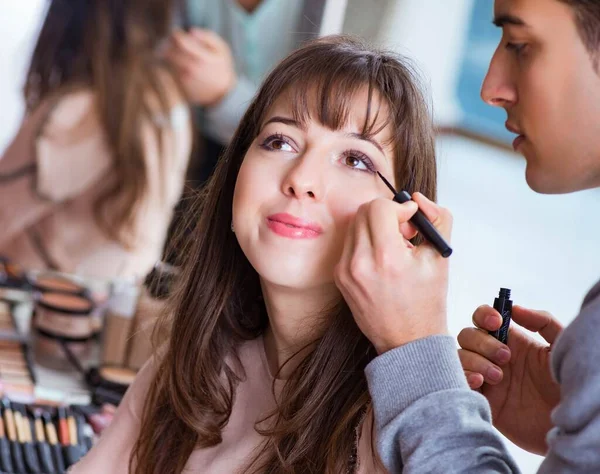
[[328, 193, 368, 233], [234, 155, 274, 206]]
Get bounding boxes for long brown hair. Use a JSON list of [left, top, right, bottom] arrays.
[[132, 36, 437, 473], [24, 0, 178, 246]]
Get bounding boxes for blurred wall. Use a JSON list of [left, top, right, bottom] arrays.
[[0, 1, 45, 155], [345, 0, 474, 126]]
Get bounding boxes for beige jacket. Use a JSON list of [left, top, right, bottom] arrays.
[[0, 82, 192, 279]]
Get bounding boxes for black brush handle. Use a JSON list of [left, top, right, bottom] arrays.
[[0, 438, 12, 473], [51, 444, 65, 474], [10, 440, 26, 473], [23, 442, 41, 473], [63, 445, 83, 469], [36, 442, 56, 474], [393, 191, 453, 258]]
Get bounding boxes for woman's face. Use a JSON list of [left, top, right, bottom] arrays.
[[232, 87, 396, 290]]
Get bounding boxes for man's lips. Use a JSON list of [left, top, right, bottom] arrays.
[[505, 122, 523, 136], [512, 135, 526, 151], [266, 213, 323, 239], [506, 122, 526, 151]]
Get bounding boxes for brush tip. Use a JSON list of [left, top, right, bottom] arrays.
[[376, 171, 397, 194]]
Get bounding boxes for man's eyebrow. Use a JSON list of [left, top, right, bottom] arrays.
[[493, 14, 528, 28], [347, 132, 385, 155], [262, 116, 306, 131]]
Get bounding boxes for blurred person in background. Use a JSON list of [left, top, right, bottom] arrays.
[[0, 0, 192, 280], [166, 0, 328, 186]]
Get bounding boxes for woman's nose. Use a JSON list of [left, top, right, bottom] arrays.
[[281, 152, 325, 201]]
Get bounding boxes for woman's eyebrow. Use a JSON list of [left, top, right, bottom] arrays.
[[263, 116, 305, 130], [346, 132, 385, 155], [263, 116, 387, 155]]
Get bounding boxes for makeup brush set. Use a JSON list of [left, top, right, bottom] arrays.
[[0, 399, 93, 474]]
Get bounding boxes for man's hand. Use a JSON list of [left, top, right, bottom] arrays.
[[335, 194, 452, 354], [458, 305, 562, 454]]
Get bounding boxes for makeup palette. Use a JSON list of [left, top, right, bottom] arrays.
[[30, 274, 88, 297], [33, 292, 96, 372], [0, 302, 36, 404], [86, 366, 136, 407]]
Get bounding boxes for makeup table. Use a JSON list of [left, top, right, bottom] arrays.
[[1, 288, 98, 406]]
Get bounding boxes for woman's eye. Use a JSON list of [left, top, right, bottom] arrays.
[[261, 134, 295, 152], [342, 152, 376, 173]]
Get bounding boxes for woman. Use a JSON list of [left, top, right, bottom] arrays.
[[71, 36, 438, 473], [0, 0, 192, 279], [162, 0, 329, 263]]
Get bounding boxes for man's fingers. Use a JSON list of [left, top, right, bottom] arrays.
[[458, 349, 504, 385], [457, 327, 511, 366], [412, 192, 453, 243], [334, 216, 357, 289], [472, 305, 502, 331], [511, 305, 563, 345], [399, 221, 419, 241], [464, 370, 484, 390], [366, 198, 418, 256], [352, 205, 374, 264]]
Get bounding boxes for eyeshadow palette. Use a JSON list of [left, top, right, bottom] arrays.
[[0, 302, 35, 404]]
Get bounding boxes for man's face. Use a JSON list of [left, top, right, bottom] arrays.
[[482, 0, 600, 194]]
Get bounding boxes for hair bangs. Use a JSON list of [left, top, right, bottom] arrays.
[[280, 54, 395, 145]]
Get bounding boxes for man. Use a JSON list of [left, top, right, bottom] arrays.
[[347, 0, 600, 472]]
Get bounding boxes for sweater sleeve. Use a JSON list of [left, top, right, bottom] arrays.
[[538, 279, 600, 473], [202, 76, 256, 144], [365, 335, 520, 473]]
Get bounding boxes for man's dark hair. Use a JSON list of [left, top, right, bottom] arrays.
[[561, 0, 600, 66]]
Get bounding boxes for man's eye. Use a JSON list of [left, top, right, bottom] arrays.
[[505, 42, 528, 56]]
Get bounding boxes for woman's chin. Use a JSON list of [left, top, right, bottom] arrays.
[[254, 262, 332, 291]]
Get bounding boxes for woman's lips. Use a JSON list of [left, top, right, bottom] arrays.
[[266, 213, 323, 239]]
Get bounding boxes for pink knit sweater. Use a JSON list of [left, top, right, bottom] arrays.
[[71, 337, 386, 473]]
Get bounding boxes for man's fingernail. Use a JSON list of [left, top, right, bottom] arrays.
[[487, 367, 503, 382], [467, 374, 480, 387], [485, 315, 500, 328], [495, 348, 511, 364]]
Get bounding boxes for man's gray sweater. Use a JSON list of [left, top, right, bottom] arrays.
[[365, 279, 600, 473]]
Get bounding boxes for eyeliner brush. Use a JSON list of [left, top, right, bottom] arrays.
[[377, 171, 453, 258]]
